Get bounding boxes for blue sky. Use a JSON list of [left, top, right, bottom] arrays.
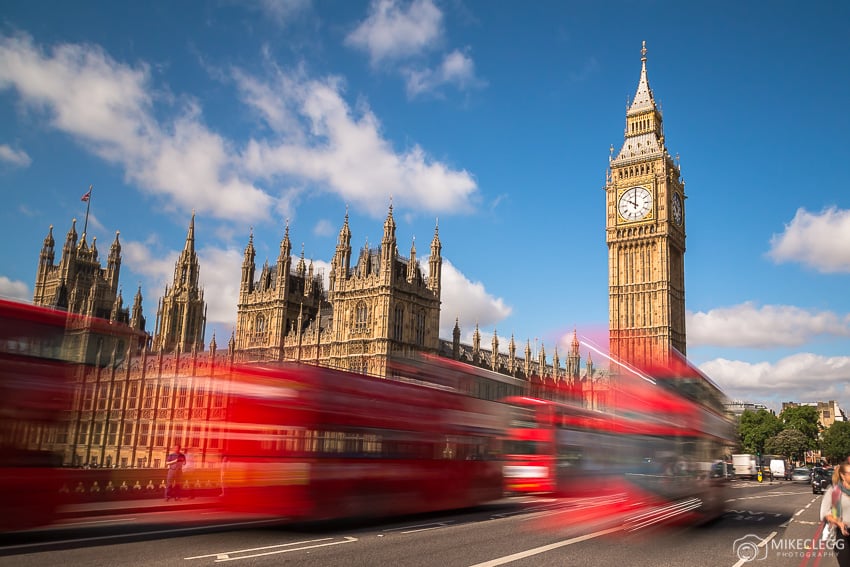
[[1, 0, 849, 414]]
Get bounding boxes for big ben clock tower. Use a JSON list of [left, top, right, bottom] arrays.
[[606, 41, 686, 369]]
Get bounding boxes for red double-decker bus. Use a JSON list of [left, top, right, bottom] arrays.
[[0, 298, 146, 530], [219, 361, 510, 521], [502, 355, 734, 526]]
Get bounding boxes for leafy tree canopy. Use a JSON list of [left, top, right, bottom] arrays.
[[779, 405, 821, 445], [765, 428, 809, 462], [821, 421, 850, 463], [738, 409, 783, 454]]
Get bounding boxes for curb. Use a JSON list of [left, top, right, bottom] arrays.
[[56, 499, 219, 519]]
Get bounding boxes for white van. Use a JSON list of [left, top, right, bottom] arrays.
[[769, 459, 788, 480]]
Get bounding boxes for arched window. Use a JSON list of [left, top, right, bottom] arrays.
[[415, 310, 426, 346], [393, 306, 404, 342], [355, 301, 369, 333], [256, 314, 266, 334]]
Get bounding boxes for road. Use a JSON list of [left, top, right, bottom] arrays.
[[0, 480, 834, 567]]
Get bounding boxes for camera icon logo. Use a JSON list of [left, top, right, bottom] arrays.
[[734, 534, 768, 562]]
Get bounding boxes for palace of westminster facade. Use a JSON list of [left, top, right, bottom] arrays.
[[24, 42, 683, 471]]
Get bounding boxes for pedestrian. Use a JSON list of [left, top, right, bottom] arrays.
[[165, 444, 186, 501], [821, 462, 850, 566]]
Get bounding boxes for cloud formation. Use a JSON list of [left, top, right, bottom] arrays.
[[346, 0, 484, 97], [0, 33, 272, 223], [0, 276, 30, 301], [235, 67, 479, 216], [701, 353, 850, 409], [345, 0, 443, 65], [438, 259, 512, 338], [0, 32, 480, 228], [688, 302, 850, 348], [0, 144, 31, 167], [404, 48, 485, 97], [768, 207, 850, 273]]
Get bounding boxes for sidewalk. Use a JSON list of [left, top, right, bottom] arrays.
[[56, 496, 221, 519]]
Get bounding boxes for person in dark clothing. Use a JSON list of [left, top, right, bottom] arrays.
[[165, 445, 186, 501]]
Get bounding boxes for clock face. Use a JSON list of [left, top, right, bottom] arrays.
[[671, 193, 683, 225], [618, 186, 653, 221]]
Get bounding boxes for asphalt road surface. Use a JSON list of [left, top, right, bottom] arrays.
[[0, 479, 834, 567]]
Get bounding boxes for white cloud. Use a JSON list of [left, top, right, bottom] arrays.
[[122, 241, 180, 295], [0, 33, 273, 224], [404, 48, 485, 97], [197, 246, 244, 326], [437, 259, 512, 338], [345, 0, 443, 66], [688, 302, 850, 348], [0, 144, 31, 167], [237, 71, 479, 216], [700, 353, 850, 411], [0, 33, 479, 225], [0, 276, 30, 301], [768, 207, 850, 273]]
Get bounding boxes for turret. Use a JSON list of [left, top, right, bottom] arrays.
[[241, 230, 256, 294], [452, 317, 460, 358], [131, 285, 146, 332], [491, 330, 499, 371], [39, 225, 55, 268], [107, 230, 121, 291], [110, 287, 124, 322], [407, 237, 417, 283], [428, 220, 441, 295], [297, 244, 306, 277], [276, 221, 292, 296], [380, 204, 396, 285]]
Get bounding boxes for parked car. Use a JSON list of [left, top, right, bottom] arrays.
[[790, 467, 811, 483], [812, 467, 832, 494]]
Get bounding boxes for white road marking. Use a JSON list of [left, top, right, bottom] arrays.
[[467, 526, 622, 567], [184, 536, 358, 562], [401, 525, 451, 534], [383, 521, 455, 533], [185, 538, 334, 559]]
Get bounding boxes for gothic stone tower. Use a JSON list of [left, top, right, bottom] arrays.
[[33, 218, 146, 365], [606, 42, 686, 369], [153, 213, 207, 352], [235, 205, 442, 377], [34, 219, 129, 322], [235, 219, 329, 361], [326, 206, 442, 376]]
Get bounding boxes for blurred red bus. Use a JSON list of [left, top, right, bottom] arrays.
[[0, 298, 145, 530], [502, 365, 733, 525], [219, 361, 510, 521]]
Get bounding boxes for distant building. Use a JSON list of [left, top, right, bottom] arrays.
[[782, 401, 847, 429], [725, 401, 772, 419]]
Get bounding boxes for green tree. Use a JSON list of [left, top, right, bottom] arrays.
[[764, 429, 809, 463], [821, 421, 850, 463], [779, 405, 821, 447], [738, 409, 783, 454]]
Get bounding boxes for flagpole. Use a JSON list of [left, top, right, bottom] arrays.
[[82, 184, 92, 237]]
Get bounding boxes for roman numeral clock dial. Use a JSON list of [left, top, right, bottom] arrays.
[[618, 185, 653, 221]]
